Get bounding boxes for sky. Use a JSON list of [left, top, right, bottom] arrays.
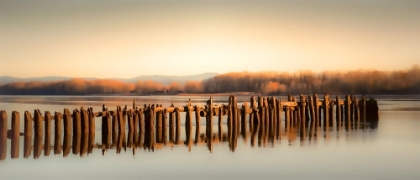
[[1, 0, 419, 78]]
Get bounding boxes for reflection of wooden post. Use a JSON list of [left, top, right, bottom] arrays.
[[24, 111, 33, 158], [54, 112, 62, 155], [44, 111, 52, 156], [10, 111, 20, 159], [63, 109, 71, 157], [0, 111, 6, 160]]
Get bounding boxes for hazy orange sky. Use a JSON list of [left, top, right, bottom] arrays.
[[1, 0, 419, 78]]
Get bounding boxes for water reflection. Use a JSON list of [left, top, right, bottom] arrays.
[[0, 114, 379, 161]]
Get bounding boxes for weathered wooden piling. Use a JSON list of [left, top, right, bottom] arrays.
[[138, 108, 144, 148], [63, 109, 71, 157], [24, 111, 33, 158], [80, 108, 89, 156], [185, 106, 193, 146], [44, 111, 52, 156], [168, 109, 174, 143], [162, 109, 167, 145], [314, 94, 320, 128], [175, 107, 181, 144], [195, 106, 201, 144], [206, 97, 214, 152], [156, 108, 163, 143], [336, 96, 342, 129], [10, 111, 19, 159], [88, 108, 95, 153], [345, 95, 351, 130], [112, 114, 118, 146], [0, 111, 6, 160], [323, 94, 329, 129], [34, 109, 43, 158], [54, 112, 62, 154], [241, 103, 247, 141], [218, 105, 223, 142], [354, 97, 360, 129], [72, 109, 81, 155], [102, 108, 112, 149], [300, 95, 306, 140]]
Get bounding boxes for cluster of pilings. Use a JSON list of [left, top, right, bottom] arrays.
[[0, 94, 379, 160]]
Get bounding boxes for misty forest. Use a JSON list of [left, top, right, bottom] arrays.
[[0, 65, 419, 95]]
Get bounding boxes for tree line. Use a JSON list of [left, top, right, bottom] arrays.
[[0, 65, 419, 95]]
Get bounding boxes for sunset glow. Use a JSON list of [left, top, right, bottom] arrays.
[[1, 0, 419, 78]]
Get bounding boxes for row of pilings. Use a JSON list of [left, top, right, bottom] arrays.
[[0, 94, 379, 160]]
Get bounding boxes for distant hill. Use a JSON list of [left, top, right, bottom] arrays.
[[0, 76, 72, 85], [0, 72, 218, 85]]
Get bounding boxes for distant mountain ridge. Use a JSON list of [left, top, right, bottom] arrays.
[[0, 72, 218, 85]]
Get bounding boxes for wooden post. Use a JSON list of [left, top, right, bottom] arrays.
[[361, 96, 367, 129], [127, 110, 134, 146], [308, 96, 316, 138], [102, 110, 111, 149], [9, 111, 20, 159], [314, 94, 320, 128], [323, 94, 329, 129], [162, 109, 167, 145], [329, 100, 334, 128], [175, 107, 181, 145], [54, 112, 63, 155], [80, 108, 89, 156], [44, 111, 52, 156], [207, 97, 214, 153], [169, 110, 174, 143], [345, 95, 351, 130], [156, 108, 162, 143], [228, 104, 233, 142], [138, 108, 144, 148], [336, 96, 342, 130], [241, 103, 247, 141], [24, 111, 33, 158], [195, 106, 201, 144], [354, 97, 360, 130], [112, 114, 118, 146], [72, 109, 81, 155], [218, 105, 223, 142], [350, 95, 354, 130], [300, 95, 306, 141], [0, 111, 6, 160], [88, 108, 95, 153], [285, 106, 290, 133], [185, 106, 192, 146], [63, 109, 71, 157]]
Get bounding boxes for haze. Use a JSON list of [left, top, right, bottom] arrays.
[[1, 0, 419, 78]]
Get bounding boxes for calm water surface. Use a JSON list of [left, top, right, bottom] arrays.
[[0, 95, 419, 180]]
